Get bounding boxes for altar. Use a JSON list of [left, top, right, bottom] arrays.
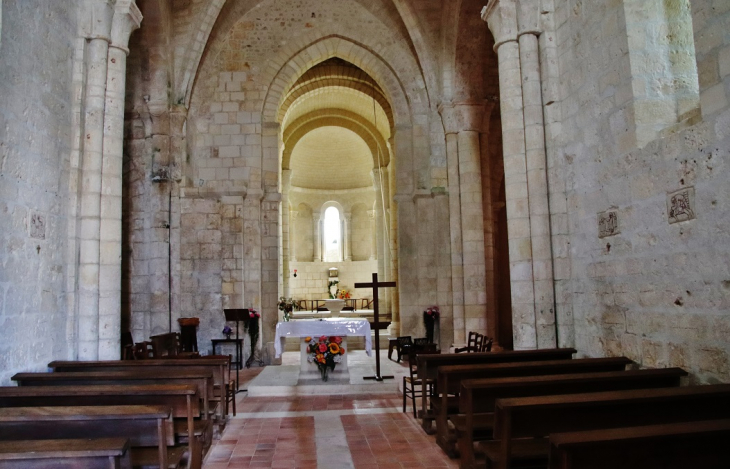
[[274, 318, 372, 382]]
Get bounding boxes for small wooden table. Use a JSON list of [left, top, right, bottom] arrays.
[[211, 338, 243, 370]]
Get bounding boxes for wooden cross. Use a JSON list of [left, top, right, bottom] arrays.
[[355, 272, 396, 381]]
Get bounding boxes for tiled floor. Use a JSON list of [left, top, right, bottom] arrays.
[[204, 352, 458, 469]]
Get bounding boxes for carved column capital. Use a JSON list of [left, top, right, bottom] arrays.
[[481, 0, 519, 50], [110, 0, 142, 54], [516, 0, 543, 37], [80, 0, 116, 41]]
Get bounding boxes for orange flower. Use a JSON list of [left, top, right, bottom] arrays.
[[339, 347, 345, 355], [329, 343, 340, 354], [305, 337, 312, 342], [316, 353, 325, 364]]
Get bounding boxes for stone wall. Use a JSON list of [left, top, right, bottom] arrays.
[[288, 260, 379, 303], [553, 0, 730, 383], [0, 0, 77, 383]]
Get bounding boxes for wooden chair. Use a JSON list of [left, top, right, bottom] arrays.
[[150, 332, 181, 358], [455, 332, 481, 353], [403, 348, 437, 418], [396, 336, 414, 363], [121, 332, 134, 360], [224, 354, 237, 417], [132, 341, 156, 359], [481, 336, 493, 352]]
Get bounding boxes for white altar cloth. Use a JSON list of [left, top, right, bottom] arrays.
[[274, 318, 372, 358]]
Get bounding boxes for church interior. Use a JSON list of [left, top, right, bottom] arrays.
[[1, 0, 730, 467]]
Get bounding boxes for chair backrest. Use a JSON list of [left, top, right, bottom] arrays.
[[133, 341, 156, 359], [481, 337, 494, 352], [150, 333, 180, 358], [397, 336, 413, 347], [473, 333, 484, 353]]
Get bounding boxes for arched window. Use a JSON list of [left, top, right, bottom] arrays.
[[323, 206, 342, 262]]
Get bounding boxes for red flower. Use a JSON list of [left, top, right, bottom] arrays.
[[333, 336, 343, 344], [319, 335, 327, 343], [318, 343, 328, 353]]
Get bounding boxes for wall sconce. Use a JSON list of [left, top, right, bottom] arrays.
[[293, 269, 297, 278]]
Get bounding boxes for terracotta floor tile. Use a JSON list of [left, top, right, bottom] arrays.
[[204, 388, 458, 469]]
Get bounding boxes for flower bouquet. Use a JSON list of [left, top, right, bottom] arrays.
[[222, 325, 232, 339], [306, 335, 346, 381], [423, 306, 440, 343], [278, 297, 297, 322], [337, 288, 352, 300], [244, 308, 260, 368]]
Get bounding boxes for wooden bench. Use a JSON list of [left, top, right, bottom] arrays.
[[0, 437, 132, 469], [416, 348, 577, 432], [48, 358, 229, 425], [0, 406, 183, 469], [13, 369, 214, 421], [457, 368, 688, 469], [548, 419, 730, 469], [0, 384, 204, 464], [434, 357, 633, 456], [481, 384, 730, 469], [12, 370, 214, 450]]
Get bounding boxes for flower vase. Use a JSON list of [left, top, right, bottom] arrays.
[[423, 313, 435, 344], [320, 366, 329, 382], [225, 333, 231, 340]]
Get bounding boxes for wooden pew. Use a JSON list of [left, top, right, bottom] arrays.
[[48, 358, 229, 424], [12, 370, 214, 450], [480, 384, 730, 469], [0, 406, 181, 469], [13, 369, 213, 421], [457, 368, 688, 469], [434, 357, 633, 456], [0, 384, 203, 467], [417, 348, 577, 432], [548, 419, 730, 469], [0, 438, 133, 469]]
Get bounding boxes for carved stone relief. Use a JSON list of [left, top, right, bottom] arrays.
[[667, 187, 695, 224], [598, 210, 619, 238]]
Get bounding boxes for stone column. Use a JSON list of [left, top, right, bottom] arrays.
[[439, 102, 491, 340], [387, 140, 401, 334], [98, 0, 142, 360], [517, 0, 556, 347], [439, 105, 465, 344], [313, 211, 322, 262], [77, 0, 115, 360], [343, 212, 352, 261], [483, 0, 553, 349], [368, 210, 377, 261], [289, 210, 298, 262]]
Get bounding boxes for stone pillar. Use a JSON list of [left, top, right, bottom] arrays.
[[439, 102, 492, 340], [368, 210, 377, 261], [343, 212, 352, 261], [98, 0, 142, 360], [77, 0, 115, 360], [313, 211, 322, 262], [439, 105, 465, 345], [483, 0, 558, 349], [387, 140, 400, 334], [517, 0, 556, 347], [289, 210, 298, 262]]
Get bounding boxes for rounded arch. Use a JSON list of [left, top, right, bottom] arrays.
[[319, 200, 346, 221], [278, 59, 395, 130], [283, 110, 390, 170], [262, 34, 420, 128]]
